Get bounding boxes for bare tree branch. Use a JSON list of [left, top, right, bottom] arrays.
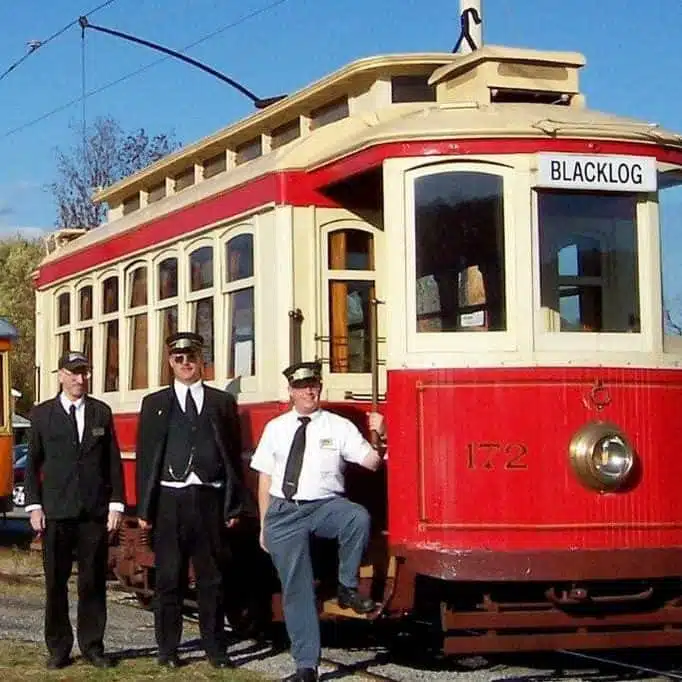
[[48, 116, 179, 229]]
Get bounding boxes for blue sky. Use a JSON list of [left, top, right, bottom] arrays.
[[0, 0, 681, 239]]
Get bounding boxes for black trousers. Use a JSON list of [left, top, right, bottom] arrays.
[[154, 486, 227, 659], [43, 515, 109, 660]]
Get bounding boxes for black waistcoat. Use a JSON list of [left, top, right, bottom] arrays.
[[161, 395, 224, 483]]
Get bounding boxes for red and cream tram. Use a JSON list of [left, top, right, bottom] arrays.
[[32, 8, 682, 653]]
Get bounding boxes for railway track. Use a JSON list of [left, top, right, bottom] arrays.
[[319, 657, 399, 681], [559, 649, 682, 681]]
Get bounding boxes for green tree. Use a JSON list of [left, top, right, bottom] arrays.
[[0, 236, 43, 414], [49, 116, 179, 229]]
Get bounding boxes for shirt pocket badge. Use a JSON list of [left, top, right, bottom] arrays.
[[91, 427, 105, 437]]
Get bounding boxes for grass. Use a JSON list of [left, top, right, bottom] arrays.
[[0, 543, 43, 581], [0, 640, 268, 680]]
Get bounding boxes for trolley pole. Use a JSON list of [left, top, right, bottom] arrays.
[[456, 0, 483, 54]]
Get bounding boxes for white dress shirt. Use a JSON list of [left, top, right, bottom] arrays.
[[250, 408, 372, 501], [160, 380, 222, 489], [26, 393, 124, 514]]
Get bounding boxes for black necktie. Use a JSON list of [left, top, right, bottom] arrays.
[[186, 389, 198, 422], [69, 404, 79, 443], [282, 416, 311, 500]]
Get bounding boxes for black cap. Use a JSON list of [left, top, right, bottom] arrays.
[[166, 332, 204, 354], [58, 350, 90, 372], [283, 361, 322, 386]]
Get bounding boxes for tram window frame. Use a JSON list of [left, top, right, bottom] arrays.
[[155, 253, 180, 386], [187, 242, 216, 381], [75, 282, 94, 374], [99, 273, 121, 393], [404, 161, 517, 355], [659, 171, 682, 354], [532, 189, 653, 353], [125, 263, 150, 391], [222, 229, 256, 381]]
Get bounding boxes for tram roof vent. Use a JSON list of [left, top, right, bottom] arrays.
[[429, 45, 586, 108]]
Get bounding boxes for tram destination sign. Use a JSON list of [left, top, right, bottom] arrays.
[[537, 154, 657, 192]]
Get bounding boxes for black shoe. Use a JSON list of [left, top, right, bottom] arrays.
[[46, 655, 70, 670], [282, 669, 318, 682], [337, 584, 376, 614], [83, 651, 113, 668], [157, 653, 182, 668], [208, 654, 234, 669]]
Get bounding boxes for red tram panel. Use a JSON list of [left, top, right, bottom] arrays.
[[386, 367, 682, 552]]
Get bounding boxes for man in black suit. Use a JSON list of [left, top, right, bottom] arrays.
[[136, 332, 244, 669], [25, 350, 124, 670]]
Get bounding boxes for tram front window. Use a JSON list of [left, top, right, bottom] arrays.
[[414, 171, 506, 333], [539, 192, 639, 333]]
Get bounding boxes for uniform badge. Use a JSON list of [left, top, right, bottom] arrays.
[[319, 438, 335, 449], [91, 427, 105, 437]]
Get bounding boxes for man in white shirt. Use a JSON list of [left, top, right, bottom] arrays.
[[136, 332, 244, 670], [25, 350, 124, 670], [251, 360, 386, 682]]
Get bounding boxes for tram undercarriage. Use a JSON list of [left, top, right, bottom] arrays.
[[109, 520, 682, 653]]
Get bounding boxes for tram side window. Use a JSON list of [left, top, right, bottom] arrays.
[[128, 266, 148, 390], [56, 291, 71, 360], [225, 234, 255, 378], [158, 257, 178, 385], [660, 174, 682, 349], [538, 192, 639, 333], [189, 247, 215, 380], [78, 285, 93, 371], [328, 229, 375, 373], [102, 276, 119, 392], [414, 172, 506, 332]]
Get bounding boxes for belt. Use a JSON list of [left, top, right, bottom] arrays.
[[284, 498, 327, 506]]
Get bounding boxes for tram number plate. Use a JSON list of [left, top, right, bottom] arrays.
[[465, 442, 528, 471]]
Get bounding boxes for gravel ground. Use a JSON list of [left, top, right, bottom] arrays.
[[0, 524, 676, 681]]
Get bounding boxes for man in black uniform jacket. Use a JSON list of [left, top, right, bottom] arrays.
[[136, 332, 245, 669], [25, 350, 124, 670]]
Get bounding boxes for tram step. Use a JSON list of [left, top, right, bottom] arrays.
[[322, 598, 377, 620]]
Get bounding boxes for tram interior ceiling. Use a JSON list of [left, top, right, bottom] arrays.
[[321, 168, 384, 219]]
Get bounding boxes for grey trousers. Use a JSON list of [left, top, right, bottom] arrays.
[[263, 496, 371, 670]]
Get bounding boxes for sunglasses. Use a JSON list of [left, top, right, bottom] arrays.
[[63, 368, 91, 379], [171, 353, 199, 364]]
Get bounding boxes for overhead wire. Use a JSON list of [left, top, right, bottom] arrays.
[[0, 0, 293, 141], [0, 0, 117, 83]]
